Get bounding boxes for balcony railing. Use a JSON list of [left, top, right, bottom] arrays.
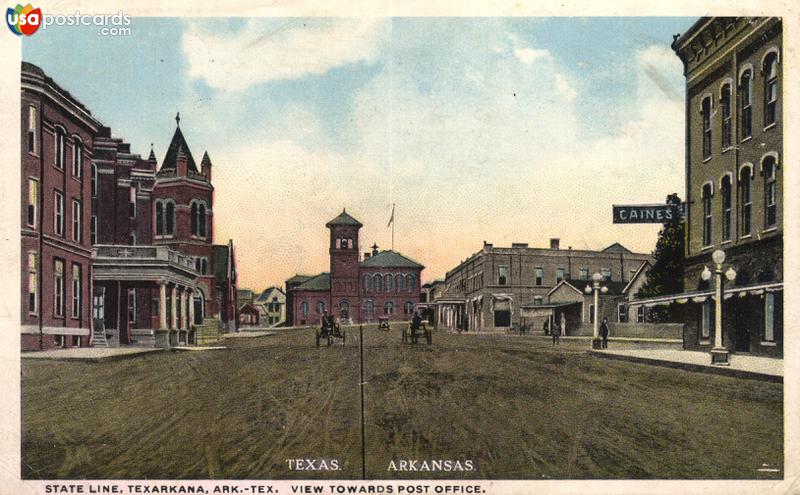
[[93, 245, 199, 274]]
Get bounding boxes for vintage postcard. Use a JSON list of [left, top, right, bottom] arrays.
[[0, 1, 797, 494]]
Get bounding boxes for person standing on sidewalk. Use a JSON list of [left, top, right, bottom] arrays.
[[600, 317, 610, 349]]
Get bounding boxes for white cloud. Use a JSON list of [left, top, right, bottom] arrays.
[[554, 73, 577, 102], [513, 47, 550, 64], [182, 18, 388, 91]]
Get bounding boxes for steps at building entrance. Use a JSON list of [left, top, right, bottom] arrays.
[[195, 318, 223, 345], [92, 330, 109, 348]]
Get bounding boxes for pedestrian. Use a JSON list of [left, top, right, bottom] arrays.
[[543, 319, 549, 336], [552, 314, 561, 346], [600, 317, 610, 349]]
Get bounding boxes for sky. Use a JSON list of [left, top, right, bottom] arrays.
[[23, 17, 694, 291]]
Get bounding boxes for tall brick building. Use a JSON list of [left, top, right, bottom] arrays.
[[664, 17, 783, 357], [21, 62, 238, 350], [287, 210, 424, 326]]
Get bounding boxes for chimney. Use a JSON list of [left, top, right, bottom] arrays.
[[483, 241, 493, 251], [511, 242, 528, 248], [364, 252, 371, 259], [550, 238, 560, 250]]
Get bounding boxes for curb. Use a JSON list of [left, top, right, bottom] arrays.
[[21, 348, 165, 363], [591, 351, 782, 383]]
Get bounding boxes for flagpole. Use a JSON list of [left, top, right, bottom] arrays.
[[392, 204, 395, 251]]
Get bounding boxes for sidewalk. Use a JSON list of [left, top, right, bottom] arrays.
[[22, 347, 164, 362], [222, 331, 276, 339], [592, 348, 782, 383]]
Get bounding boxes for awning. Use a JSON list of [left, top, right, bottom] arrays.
[[630, 282, 783, 307]]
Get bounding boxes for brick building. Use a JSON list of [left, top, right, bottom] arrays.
[[435, 239, 651, 332], [650, 17, 783, 357], [286, 210, 424, 326], [21, 62, 238, 350]]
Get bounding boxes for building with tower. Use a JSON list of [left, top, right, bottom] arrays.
[[286, 209, 424, 326], [20, 62, 238, 350]]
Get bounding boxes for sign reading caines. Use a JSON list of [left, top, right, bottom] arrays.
[[612, 204, 681, 224]]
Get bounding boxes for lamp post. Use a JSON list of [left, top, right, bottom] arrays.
[[701, 249, 736, 366], [584, 272, 608, 349]]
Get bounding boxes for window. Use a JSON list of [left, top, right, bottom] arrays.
[[54, 191, 64, 236], [498, 266, 508, 285], [385, 273, 393, 292], [702, 183, 713, 246], [129, 187, 137, 219], [366, 300, 374, 318], [54, 335, 64, 348], [740, 168, 753, 236], [556, 268, 565, 283], [165, 201, 175, 235], [404, 301, 414, 314], [316, 301, 325, 314], [92, 165, 97, 197], [534, 268, 543, 286], [155, 201, 164, 235], [396, 274, 404, 291], [55, 126, 66, 169], [384, 301, 394, 315], [199, 203, 206, 237], [28, 251, 37, 314], [579, 268, 589, 280], [28, 105, 38, 154], [363, 274, 372, 292], [740, 69, 752, 139], [701, 96, 712, 159], [301, 301, 309, 316], [71, 199, 81, 242], [71, 264, 81, 318], [90, 215, 97, 244], [618, 304, 627, 323], [72, 141, 82, 178], [194, 257, 208, 274], [637, 306, 646, 324], [406, 274, 416, 291], [721, 84, 732, 148], [601, 268, 612, 281], [54, 259, 65, 317], [764, 157, 777, 228], [27, 179, 38, 228], [721, 175, 732, 241], [701, 300, 713, 339], [374, 274, 383, 292], [129, 232, 136, 246], [764, 53, 778, 127], [764, 292, 775, 342], [533, 296, 543, 306]]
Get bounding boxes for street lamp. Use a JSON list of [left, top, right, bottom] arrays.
[[584, 272, 608, 349], [701, 249, 737, 365]]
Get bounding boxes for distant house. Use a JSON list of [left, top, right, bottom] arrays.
[[238, 303, 260, 327], [255, 286, 286, 327]]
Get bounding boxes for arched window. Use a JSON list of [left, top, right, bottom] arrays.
[[739, 166, 753, 237], [764, 52, 779, 127], [702, 183, 713, 247], [384, 301, 394, 315], [199, 203, 206, 237], [404, 301, 414, 315], [191, 203, 198, 235], [740, 69, 753, 139], [335, 238, 341, 249], [720, 84, 732, 148], [363, 273, 372, 292], [721, 175, 732, 241], [374, 274, 383, 292], [406, 274, 416, 291], [301, 301, 309, 316], [763, 156, 778, 228], [365, 300, 374, 318], [72, 139, 83, 178], [155, 201, 164, 236], [347, 238, 353, 249], [340, 300, 350, 317], [165, 201, 175, 235], [385, 273, 393, 291], [395, 274, 404, 291], [55, 126, 66, 169], [316, 301, 325, 314], [701, 96, 712, 159]]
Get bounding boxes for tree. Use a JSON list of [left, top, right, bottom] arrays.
[[636, 193, 685, 322]]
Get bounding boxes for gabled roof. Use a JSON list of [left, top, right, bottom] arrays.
[[622, 260, 652, 294], [256, 286, 285, 302], [159, 125, 198, 174], [546, 280, 584, 297], [295, 273, 331, 291], [602, 242, 633, 254], [239, 302, 259, 313], [360, 250, 424, 269], [325, 209, 363, 228]]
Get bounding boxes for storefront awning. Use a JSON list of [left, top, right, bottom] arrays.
[[630, 282, 783, 308]]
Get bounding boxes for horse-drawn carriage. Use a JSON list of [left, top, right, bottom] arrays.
[[316, 321, 346, 347], [402, 321, 432, 344]]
